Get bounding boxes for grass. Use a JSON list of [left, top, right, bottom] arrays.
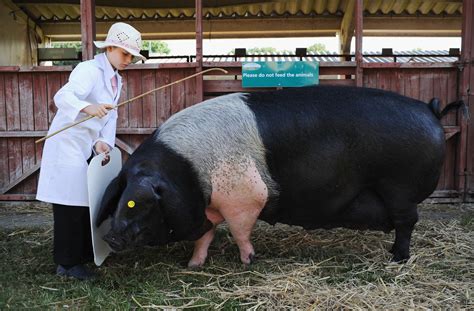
[[1, 204, 473, 309]]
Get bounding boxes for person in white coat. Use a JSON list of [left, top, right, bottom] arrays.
[[36, 22, 146, 280]]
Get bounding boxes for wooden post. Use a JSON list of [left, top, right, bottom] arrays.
[[459, 0, 474, 202], [195, 0, 204, 102], [80, 0, 96, 61], [354, 0, 363, 87]]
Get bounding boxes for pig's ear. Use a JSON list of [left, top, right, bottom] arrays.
[[96, 175, 124, 227]]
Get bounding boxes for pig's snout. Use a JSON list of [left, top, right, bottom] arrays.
[[103, 232, 127, 252]]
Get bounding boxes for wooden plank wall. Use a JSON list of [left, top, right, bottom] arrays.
[[115, 68, 197, 160], [0, 67, 197, 200], [363, 68, 461, 201], [0, 65, 469, 202], [201, 64, 464, 201], [0, 71, 65, 200]]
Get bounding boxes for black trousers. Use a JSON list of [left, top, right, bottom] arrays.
[[52, 204, 94, 266]]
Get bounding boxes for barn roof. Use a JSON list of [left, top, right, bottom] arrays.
[[144, 50, 460, 64], [9, 0, 463, 41], [12, 0, 463, 21]]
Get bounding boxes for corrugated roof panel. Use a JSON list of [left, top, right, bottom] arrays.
[[312, 0, 325, 15], [418, 1, 434, 14], [390, 0, 405, 14], [380, 0, 394, 14], [432, 2, 448, 14], [405, 0, 422, 14], [14, 0, 463, 22], [326, 0, 342, 14], [445, 2, 460, 14], [366, 0, 382, 14]]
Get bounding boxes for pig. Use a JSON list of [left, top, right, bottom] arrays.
[[96, 85, 464, 267]]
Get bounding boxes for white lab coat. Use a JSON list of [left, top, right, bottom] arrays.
[[36, 53, 122, 206]]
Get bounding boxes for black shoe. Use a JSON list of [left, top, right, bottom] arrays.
[[56, 264, 97, 281]]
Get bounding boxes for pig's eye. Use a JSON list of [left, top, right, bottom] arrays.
[[127, 200, 136, 209]]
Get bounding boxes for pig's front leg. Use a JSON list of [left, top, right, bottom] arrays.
[[187, 207, 224, 268], [188, 225, 216, 268]]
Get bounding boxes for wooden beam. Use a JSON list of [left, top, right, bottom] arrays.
[[0, 194, 37, 201], [363, 17, 462, 37], [444, 126, 461, 140], [80, 0, 95, 60], [0, 163, 40, 195], [354, 0, 363, 87], [116, 128, 156, 135], [41, 18, 341, 41], [0, 123, 449, 137], [195, 0, 203, 102], [203, 79, 356, 93], [202, 61, 357, 68], [41, 16, 462, 41], [114, 137, 135, 155], [423, 190, 462, 204], [361, 62, 457, 69], [0, 131, 47, 137], [0, 128, 158, 137], [339, 0, 355, 54], [458, 0, 474, 202]]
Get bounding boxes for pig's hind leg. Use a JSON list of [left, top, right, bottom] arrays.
[[209, 158, 268, 265], [388, 202, 418, 262], [377, 187, 419, 262], [219, 205, 262, 265]]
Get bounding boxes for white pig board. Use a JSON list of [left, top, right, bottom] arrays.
[[87, 148, 122, 266]]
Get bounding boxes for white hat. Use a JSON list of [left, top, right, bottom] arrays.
[[94, 22, 146, 61]]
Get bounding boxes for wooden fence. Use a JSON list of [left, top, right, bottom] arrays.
[[0, 62, 471, 202]]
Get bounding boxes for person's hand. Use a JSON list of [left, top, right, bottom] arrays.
[[94, 141, 111, 165], [81, 104, 114, 118]]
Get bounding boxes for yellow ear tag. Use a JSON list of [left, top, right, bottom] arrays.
[[127, 200, 135, 208]]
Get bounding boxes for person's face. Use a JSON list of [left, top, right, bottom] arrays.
[[106, 46, 133, 70]]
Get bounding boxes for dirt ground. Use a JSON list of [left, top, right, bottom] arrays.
[[0, 201, 473, 230], [0, 202, 53, 229]]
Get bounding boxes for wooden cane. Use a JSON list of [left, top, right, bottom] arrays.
[[35, 67, 228, 144]]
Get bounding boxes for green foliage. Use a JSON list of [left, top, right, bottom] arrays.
[[229, 47, 293, 55], [307, 43, 328, 54], [51, 42, 82, 51], [142, 41, 171, 55], [229, 45, 329, 55], [246, 47, 277, 54], [50, 42, 82, 66]]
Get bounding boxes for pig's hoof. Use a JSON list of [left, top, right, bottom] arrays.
[[248, 253, 256, 264], [391, 251, 409, 263], [241, 252, 256, 265], [187, 258, 206, 269]]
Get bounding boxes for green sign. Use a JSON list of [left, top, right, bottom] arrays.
[[242, 61, 319, 88]]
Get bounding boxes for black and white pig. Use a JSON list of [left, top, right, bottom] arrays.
[[96, 85, 463, 267]]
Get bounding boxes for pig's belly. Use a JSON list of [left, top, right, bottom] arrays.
[[206, 157, 269, 223]]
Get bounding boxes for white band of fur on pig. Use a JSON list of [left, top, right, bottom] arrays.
[[157, 93, 279, 202]]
